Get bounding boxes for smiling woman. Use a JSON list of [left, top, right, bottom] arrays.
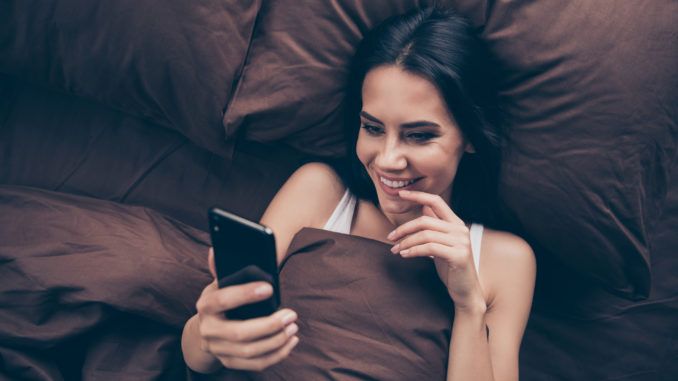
[[356, 65, 472, 224], [181, 7, 535, 380], [342, 8, 503, 227]]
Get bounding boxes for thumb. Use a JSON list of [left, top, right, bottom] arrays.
[[208, 247, 217, 279]]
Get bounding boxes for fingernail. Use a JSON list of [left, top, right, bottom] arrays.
[[390, 244, 400, 254], [399, 190, 410, 196], [387, 230, 396, 240], [285, 323, 298, 337], [281, 312, 297, 325], [254, 284, 273, 297], [400, 249, 409, 256]]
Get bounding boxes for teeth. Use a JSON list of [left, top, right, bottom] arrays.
[[380, 177, 415, 188]]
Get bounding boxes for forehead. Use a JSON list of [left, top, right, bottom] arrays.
[[361, 65, 451, 122]]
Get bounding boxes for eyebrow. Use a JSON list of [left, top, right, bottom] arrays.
[[360, 111, 440, 129]]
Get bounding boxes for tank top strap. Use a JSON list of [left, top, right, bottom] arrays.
[[322, 189, 357, 234], [469, 223, 484, 275]]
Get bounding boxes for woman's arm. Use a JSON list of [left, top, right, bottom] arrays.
[[181, 162, 347, 373], [477, 231, 536, 380], [388, 190, 535, 381], [446, 231, 535, 381], [446, 301, 494, 380]]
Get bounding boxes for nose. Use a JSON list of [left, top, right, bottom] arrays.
[[374, 136, 407, 171]]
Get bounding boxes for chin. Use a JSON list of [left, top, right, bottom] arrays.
[[377, 195, 417, 216]]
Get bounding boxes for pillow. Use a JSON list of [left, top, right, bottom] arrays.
[[256, 228, 453, 380], [0, 185, 212, 342], [0, 0, 262, 156], [222, 0, 442, 157], [482, 0, 677, 299], [0, 74, 306, 230], [220, 0, 677, 299]]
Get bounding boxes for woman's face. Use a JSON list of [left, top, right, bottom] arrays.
[[356, 65, 472, 222]]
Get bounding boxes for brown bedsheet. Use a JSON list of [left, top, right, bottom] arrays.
[[2, 184, 678, 380], [0, 185, 212, 380], [1, 0, 677, 379]]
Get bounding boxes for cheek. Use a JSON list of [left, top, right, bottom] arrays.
[[413, 146, 462, 178]]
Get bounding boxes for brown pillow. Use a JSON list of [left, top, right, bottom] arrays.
[[221, 0, 677, 300], [222, 0, 443, 157], [0, 0, 261, 156], [255, 228, 453, 380], [482, 0, 677, 299]]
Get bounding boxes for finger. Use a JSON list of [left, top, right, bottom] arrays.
[[208, 247, 217, 279], [218, 336, 300, 372], [197, 281, 274, 315], [398, 190, 461, 223], [423, 205, 437, 219], [202, 308, 297, 343], [399, 244, 475, 274], [399, 242, 470, 265], [391, 230, 457, 255], [207, 322, 299, 359], [387, 215, 454, 242], [199, 279, 219, 298], [398, 242, 448, 258]]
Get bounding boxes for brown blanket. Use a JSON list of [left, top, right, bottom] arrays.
[[261, 228, 454, 380], [0, 185, 212, 380], [3, 185, 677, 380], [0, 187, 456, 380]]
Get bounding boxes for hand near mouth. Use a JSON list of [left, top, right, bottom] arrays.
[[386, 190, 485, 312]]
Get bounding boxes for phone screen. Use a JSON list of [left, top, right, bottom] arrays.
[[208, 207, 280, 320]]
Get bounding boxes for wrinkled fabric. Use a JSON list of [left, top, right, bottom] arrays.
[[0, 0, 262, 156], [0, 186, 212, 380], [257, 228, 453, 380], [0, 0, 677, 379]]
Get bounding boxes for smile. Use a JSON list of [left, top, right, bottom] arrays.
[[380, 177, 415, 188], [377, 174, 421, 196]]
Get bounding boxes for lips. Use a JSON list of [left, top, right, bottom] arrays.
[[377, 174, 421, 196], [380, 177, 415, 188]]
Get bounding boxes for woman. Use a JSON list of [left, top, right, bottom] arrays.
[[182, 7, 535, 380]]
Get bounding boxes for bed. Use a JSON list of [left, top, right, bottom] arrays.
[[1, 0, 677, 379]]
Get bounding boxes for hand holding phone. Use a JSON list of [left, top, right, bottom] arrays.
[[208, 207, 280, 320]]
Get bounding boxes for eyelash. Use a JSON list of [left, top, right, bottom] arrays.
[[406, 132, 436, 142], [361, 124, 437, 143], [361, 124, 383, 135]]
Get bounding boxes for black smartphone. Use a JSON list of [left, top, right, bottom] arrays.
[[208, 207, 280, 320]]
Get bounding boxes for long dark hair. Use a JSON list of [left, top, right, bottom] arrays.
[[338, 7, 503, 225]]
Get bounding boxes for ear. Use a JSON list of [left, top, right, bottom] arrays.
[[464, 142, 475, 153]]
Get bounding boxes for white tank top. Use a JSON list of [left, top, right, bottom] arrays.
[[323, 190, 484, 274]]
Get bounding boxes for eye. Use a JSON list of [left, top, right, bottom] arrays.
[[406, 131, 437, 142], [361, 124, 384, 136]]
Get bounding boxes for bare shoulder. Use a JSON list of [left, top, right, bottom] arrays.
[[481, 228, 535, 266], [478, 228, 536, 303], [276, 162, 346, 217], [286, 161, 344, 191], [261, 162, 346, 262]]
